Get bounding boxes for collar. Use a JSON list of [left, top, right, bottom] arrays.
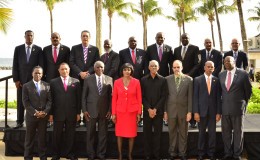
[[156, 43, 163, 48], [182, 44, 189, 48], [25, 43, 33, 48], [227, 67, 236, 74], [52, 44, 60, 49], [33, 80, 41, 84], [204, 73, 212, 79], [148, 73, 159, 79]]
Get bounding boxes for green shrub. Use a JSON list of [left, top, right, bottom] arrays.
[[247, 87, 260, 113], [255, 71, 260, 82], [0, 100, 17, 109]]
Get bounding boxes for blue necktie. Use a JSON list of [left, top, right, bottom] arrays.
[[98, 77, 102, 95], [36, 83, 40, 96], [26, 46, 31, 63]]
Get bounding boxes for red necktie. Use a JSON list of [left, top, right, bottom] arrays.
[[131, 50, 136, 64], [63, 78, 67, 91], [226, 71, 231, 91], [53, 46, 57, 63]]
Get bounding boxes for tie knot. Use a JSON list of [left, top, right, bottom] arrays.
[[54, 46, 57, 49], [28, 45, 30, 48]]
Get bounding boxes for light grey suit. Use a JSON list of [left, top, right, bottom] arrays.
[[219, 68, 252, 158], [82, 74, 113, 159], [22, 80, 51, 160], [165, 74, 193, 157]]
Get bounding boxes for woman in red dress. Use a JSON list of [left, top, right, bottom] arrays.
[[112, 63, 142, 160]]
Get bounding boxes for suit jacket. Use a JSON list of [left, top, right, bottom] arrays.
[[199, 49, 223, 77], [119, 48, 146, 80], [82, 74, 113, 118], [100, 50, 120, 80], [112, 77, 142, 114], [224, 50, 248, 70], [50, 77, 81, 121], [145, 43, 174, 77], [165, 74, 193, 118], [42, 44, 70, 82], [12, 44, 43, 84], [173, 44, 200, 78], [22, 80, 52, 121], [69, 44, 100, 78], [219, 68, 252, 116], [193, 75, 221, 117]]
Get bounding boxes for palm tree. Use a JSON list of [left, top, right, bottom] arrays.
[[94, 0, 103, 53], [39, 0, 65, 34], [166, 8, 198, 45], [169, 0, 198, 33], [133, 0, 162, 50], [213, 0, 223, 52], [248, 2, 260, 31], [103, 0, 134, 40], [0, 0, 13, 34], [196, 0, 236, 48]]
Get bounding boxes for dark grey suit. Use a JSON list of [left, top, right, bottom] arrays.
[[50, 77, 81, 159], [219, 68, 252, 158], [82, 74, 113, 159], [165, 74, 193, 157], [42, 44, 70, 82], [100, 50, 120, 80], [22, 80, 51, 160]]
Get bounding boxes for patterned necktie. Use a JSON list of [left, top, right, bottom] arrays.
[[176, 77, 180, 91], [63, 78, 67, 91], [104, 53, 108, 63], [53, 46, 57, 63], [226, 71, 231, 91], [159, 46, 163, 61], [98, 76, 102, 95], [181, 46, 186, 59], [131, 49, 136, 64], [26, 45, 31, 63], [207, 77, 211, 94], [234, 52, 237, 61], [36, 82, 40, 96], [84, 47, 88, 63]]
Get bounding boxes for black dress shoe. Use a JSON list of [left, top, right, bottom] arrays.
[[13, 123, 23, 129]]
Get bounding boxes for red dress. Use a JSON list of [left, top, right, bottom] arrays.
[[112, 78, 142, 137]]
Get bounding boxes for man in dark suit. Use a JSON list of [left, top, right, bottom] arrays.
[[164, 60, 193, 160], [193, 61, 221, 160], [82, 61, 113, 160], [145, 32, 174, 77], [219, 56, 252, 160], [12, 30, 43, 128], [49, 63, 81, 160], [100, 39, 120, 80], [141, 60, 168, 160], [173, 33, 200, 128], [223, 38, 248, 70], [119, 36, 146, 80], [42, 32, 70, 83], [22, 66, 51, 160], [199, 38, 222, 77]]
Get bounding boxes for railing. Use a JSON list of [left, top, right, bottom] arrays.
[[0, 75, 13, 129]]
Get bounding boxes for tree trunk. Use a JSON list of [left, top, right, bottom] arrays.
[[144, 21, 147, 50], [49, 9, 53, 34], [237, 0, 248, 53], [140, 0, 146, 50], [213, 0, 223, 52], [94, 0, 102, 54], [210, 21, 215, 47], [109, 15, 112, 40], [179, 26, 182, 45], [182, 11, 185, 33]]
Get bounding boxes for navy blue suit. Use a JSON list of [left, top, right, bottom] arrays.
[[224, 51, 248, 70]]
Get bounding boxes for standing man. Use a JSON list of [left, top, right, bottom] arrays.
[[119, 36, 146, 80], [145, 32, 174, 77], [164, 60, 193, 160], [193, 61, 221, 160], [199, 38, 222, 77], [224, 38, 248, 70], [219, 56, 252, 160], [141, 60, 168, 160], [173, 33, 200, 128], [22, 66, 51, 160], [42, 32, 70, 83], [100, 39, 120, 80], [49, 63, 81, 160], [12, 30, 43, 128], [82, 61, 113, 160]]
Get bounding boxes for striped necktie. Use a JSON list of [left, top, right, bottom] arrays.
[[84, 47, 88, 63]]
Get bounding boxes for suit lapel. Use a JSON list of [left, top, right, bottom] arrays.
[[178, 76, 185, 94], [56, 45, 64, 63], [47, 46, 55, 63], [153, 44, 160, 61], [229, 69, 239, 91], [94, 75, 100, 95]]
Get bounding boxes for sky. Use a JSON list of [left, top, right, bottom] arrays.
[[0, 0, 259, 58]]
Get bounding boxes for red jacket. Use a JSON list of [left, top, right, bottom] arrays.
[[112, 77, 142, 115]]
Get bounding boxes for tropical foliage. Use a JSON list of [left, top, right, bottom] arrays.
[[248, 2, 260, 31], [0, 0, 13, 34]]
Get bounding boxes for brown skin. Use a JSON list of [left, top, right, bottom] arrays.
[[224, 56, 235, 71], [128, 36, 137, 50], [51, 32, 61, 46], [181, 33, 190, 46], [104, 39, 112, 53], [204, 38, 212, 52], [155, 32, 165, 46], [231, 38, 240, 52]]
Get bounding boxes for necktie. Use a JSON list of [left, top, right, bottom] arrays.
[[36, 82, 40, 96], [207, 51, 210, 60], [84, 47, 88, 63], [181, 46, 186, 59], [104, 53, 108, 63], [26, 45, 31, 63], [234, 52, 237, 61], [63, 78, 67, 91], [207, 77, 211, 94], [176, 77, 180, 91], [131, 49, 136, 64], [97, 77, 102, 95], [53, 46, 57, 63], [159, 46, 163, 61], [226, 71, 231, 91]]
